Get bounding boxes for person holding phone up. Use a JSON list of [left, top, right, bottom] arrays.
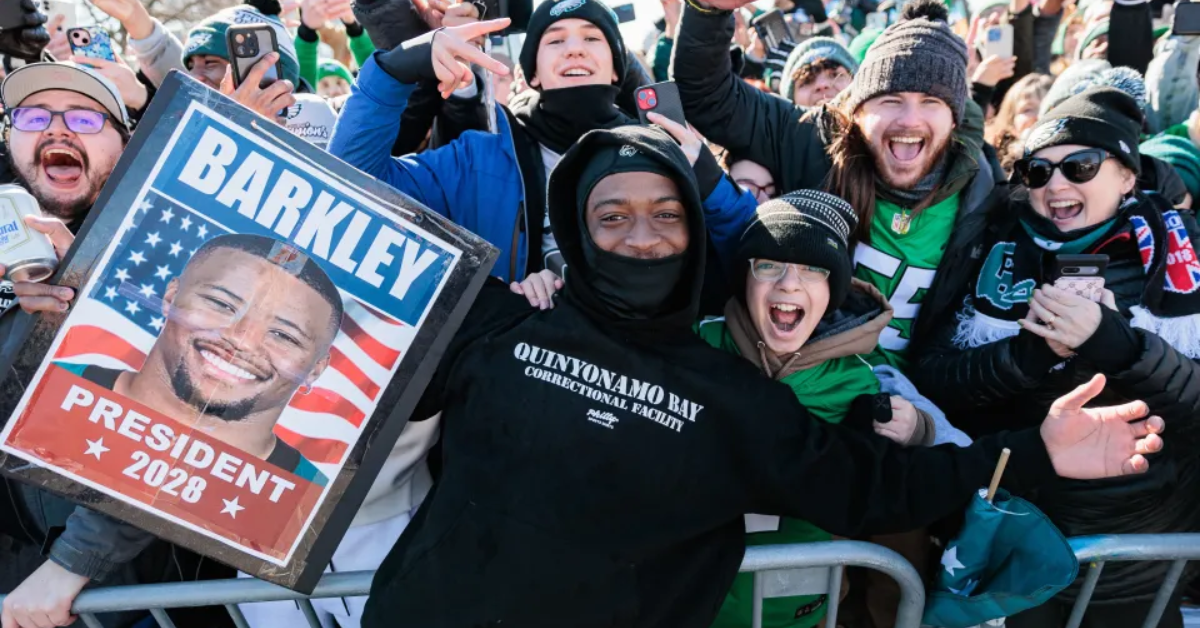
[[911, 87, 1200, 628]]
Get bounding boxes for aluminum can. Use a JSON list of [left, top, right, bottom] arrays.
[[0, 184, 58, 283]]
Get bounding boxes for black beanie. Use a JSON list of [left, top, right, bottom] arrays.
[[734, 190, 859, 309], [576, 142, 679, 213], [1023, 86, 1143, 175], [519, 0, 626, 87]]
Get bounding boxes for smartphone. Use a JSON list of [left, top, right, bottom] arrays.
[[67, 27, 116, 62], [752, 10, 795, 51], [227, 24, 283, 89], [635, 81, 687, 129], [39, 0, 78, 33], [612, 3, 637, 23], [0, 1, 30, 30], [980, 24, 1014, 58], [1052, 254, 1109, 302], [1173, 1, 1200, 35]]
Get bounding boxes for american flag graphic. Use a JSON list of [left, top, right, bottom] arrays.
[[54, 192, 415, 479]]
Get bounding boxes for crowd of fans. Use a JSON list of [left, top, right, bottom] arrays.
[[0, 0, 1196, 625]]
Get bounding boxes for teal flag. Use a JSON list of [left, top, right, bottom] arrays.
[[923, 489, 1079, 628]]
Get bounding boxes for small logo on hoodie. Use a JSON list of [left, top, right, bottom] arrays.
[[586, 409, 619, 429], [618, 144, 639, 157], [550, 0, 587, 17]]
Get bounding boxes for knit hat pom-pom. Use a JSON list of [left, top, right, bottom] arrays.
[[900, 0, 950, 23]]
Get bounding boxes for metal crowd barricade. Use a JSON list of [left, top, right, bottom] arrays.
[[5, 535, 1198, 628], [1065, 533, 1200, 628], [0, 540, 925, 628]]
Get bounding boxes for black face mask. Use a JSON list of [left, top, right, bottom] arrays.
[[512, 84, 632, 154], [579, 231, 686, 320]]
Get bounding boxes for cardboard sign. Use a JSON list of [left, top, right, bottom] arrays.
[[0, 72, 497, 591]]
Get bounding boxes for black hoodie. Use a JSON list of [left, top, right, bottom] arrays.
[[362, 126, 1058, 628]]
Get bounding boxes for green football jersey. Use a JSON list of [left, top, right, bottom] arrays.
[[852, 193, 960, 370]]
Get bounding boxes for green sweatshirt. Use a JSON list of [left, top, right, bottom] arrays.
[[295, 26, 376, 88], [694, 318, 881, 628]]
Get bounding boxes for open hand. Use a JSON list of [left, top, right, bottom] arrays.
[[429, 19, 511, 98], [511, 269, 562, 310], [1041, 374, 1164, 480], [45, 14, 71, 62], [0, 560, 89, 628], [301, 0, 354, 30], [0, 216, 76, 314], [220, 53, 296, 121], [71, 55, 147, 110]]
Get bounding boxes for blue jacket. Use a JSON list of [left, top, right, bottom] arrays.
[[329, 54, 756, 282]]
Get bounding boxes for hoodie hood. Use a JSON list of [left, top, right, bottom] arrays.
[[548, 125, 706, 331]]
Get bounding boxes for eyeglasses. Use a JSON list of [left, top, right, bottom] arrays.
[[1014, 148, 1110, 189], [749, 259, 830, 284], [8, 107, 111, 135], [735, 179, 776, 200]]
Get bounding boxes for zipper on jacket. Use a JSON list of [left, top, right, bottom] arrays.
[[500, 112, 530, 282], [510, 201, 525, 282]]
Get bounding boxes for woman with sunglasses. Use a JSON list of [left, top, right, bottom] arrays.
[[911, 87, 1200, 627]]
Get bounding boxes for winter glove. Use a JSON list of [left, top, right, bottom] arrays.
[[845, 392, 892, 432], [354, 0, 431, 51], [0, 0, 49, 61]]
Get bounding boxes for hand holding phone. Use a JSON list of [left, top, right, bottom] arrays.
[[980, 23, 1014, 58], [752, 10, 794, 51], [67, 27, 115, 61], [636, 81, 686, 128], [221, 52, 297, 120]]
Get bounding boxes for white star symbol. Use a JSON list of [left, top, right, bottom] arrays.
[[941, 546, 966, 577], [197, 224, 209, 238], [220, 497, 244, 518], [137, 199, 153, 213], [129, 250, 146, 266], [84, 437, 109, 460], [114, 268, 131, 282], [138, 283, 155, 299], [145, 232, 162, 247], [149, 316, 164, 331], [154, 265, 171, 280], [124, 300, 141, 315], [160, 208, 174, 223], [168, 242, 183, 257], [180, 216, 192, 231], [103, 286, 118, 301]]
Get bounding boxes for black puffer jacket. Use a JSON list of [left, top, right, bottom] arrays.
[[912, 191, 1200, 603]]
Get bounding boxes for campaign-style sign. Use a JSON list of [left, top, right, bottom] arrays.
[[0, 71, 497, 592]]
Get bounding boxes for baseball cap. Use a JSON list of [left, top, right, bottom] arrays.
[[284, 93, 337, 149], [1, 62, 131, 129]]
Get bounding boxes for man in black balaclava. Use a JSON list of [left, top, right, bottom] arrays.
[[360, 123, 1166, 628], [330, 0, 747, 286]]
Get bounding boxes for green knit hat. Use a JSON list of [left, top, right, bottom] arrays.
[[1074, 20, 1108, 60], [1141, 135, 1200, 199], [318, 59, 353, 85], [780, 37, 859, 103], [848, 26, 884, 63], [184, 5, 300, 86]]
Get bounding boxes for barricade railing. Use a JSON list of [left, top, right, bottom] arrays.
[[2, 535, 1198, 628], [0, 540, 925, 628], [1065, 533, 1200, 628]]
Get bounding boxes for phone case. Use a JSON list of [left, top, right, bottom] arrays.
[[67, 28, 116, 62], [227, 26, 283, 89], [1053, 276, 1106, 302], [635, 84, 687, 129], [980, 24, 1014, 58]]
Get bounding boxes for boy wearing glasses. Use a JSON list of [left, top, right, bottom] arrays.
[[696, 190, 949, 627]]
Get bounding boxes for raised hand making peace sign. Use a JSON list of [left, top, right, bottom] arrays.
[[428, 18, 512, 98]]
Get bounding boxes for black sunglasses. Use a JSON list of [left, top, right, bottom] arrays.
[[1014, 148, 1111, 189]]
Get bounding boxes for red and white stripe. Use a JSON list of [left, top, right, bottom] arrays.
[[53, 295, 412, 480]]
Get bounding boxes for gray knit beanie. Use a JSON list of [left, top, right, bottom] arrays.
[[780, 37, 859, 103], [843, 0, 969, 122]]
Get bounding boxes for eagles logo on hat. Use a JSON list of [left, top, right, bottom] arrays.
[[619, 145, 639, 157], [550, 0, 586, 16]]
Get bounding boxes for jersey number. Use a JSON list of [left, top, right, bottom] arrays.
[[853, 244, 936, 351]]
